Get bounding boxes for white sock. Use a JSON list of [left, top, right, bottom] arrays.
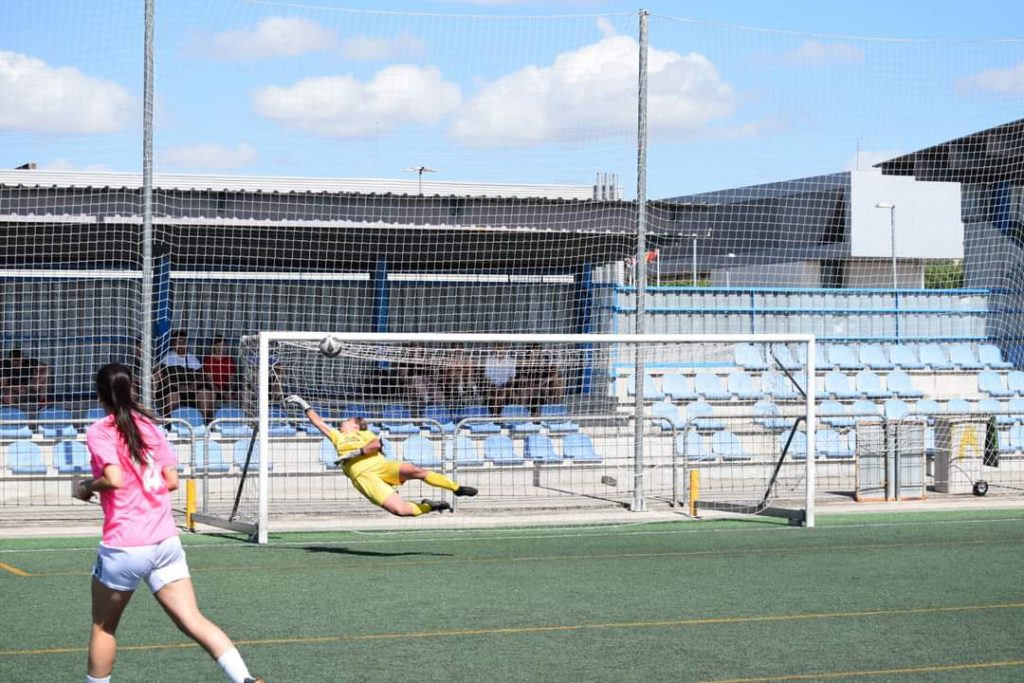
[[87, 676, 111, 683], [216, 647, 253, 683]]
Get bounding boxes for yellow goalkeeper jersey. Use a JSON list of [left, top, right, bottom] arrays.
[[328, 428, 380, 477]]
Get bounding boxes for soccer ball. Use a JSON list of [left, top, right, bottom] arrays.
[[318, 335, 343, 358]]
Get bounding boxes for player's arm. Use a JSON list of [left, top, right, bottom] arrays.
[[74, 464, 124, 501], [163, 467, 180, 492], [285, 395, 331, 438]]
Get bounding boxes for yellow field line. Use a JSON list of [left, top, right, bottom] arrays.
[[0, 561, 30, 576], [703, 658, 1024, 682], [2, 601, 1023, 657]]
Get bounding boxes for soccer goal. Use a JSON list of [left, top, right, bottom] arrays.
[[200, 332, 816, 543]]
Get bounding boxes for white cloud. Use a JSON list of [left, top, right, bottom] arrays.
[[595, 17, 617, 39], [782, 40, 864, 66], [450, 35, 736, 147], [253, 65, 461, 137], [340, 32, 426, 61], [162, 143, 258, 170], [844, 149, 902, 172], [958, 62, 1024, 95], [209, 16, 335, 60], [0, 51, 134, 134]]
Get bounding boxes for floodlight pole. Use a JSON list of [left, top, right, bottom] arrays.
[[140, 0, 155, 407], [632, 9, 650, 513]]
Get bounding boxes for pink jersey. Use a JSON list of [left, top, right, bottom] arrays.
[[86, 413, 179, 547]]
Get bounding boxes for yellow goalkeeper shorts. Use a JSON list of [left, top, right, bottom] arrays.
[[345, 457, 403, 507]]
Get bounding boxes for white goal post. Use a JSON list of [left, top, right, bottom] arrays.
[[221, 332, 817, 544]]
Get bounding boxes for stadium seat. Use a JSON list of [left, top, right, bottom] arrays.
[[780, 430, 808, 460], [1007, 398, 1024, 423], [949, 343, 985, 370], [53, 440, 89, 474], [694, 372, 730, 400], [539, 404, 579, 433], [824, 371, 860, 400], [827, 344, 861, 371], [727, 370, 761, 400], [456, 405, 501, 434], [213, 406, 253, 437], [886, 371, 924, 398], [918, 344, 954, 370], [7, 441, 46, 475], [978, 371, 1014, 397], [798, 344, 831, 371], [734, 343, 769, 371], [483, 435, 522, 465], [267, 406, 297, 436], [625, 374, 665, 401], [819, 428, 854, 458], [946, 398, 973, 414], [1009, 371, 1024, 396], [1007, 425, 1024, 452], [38, 406, 76, 438], [914, 399, 942, 422], [382, 404, 421, 435], [859, 344, 894, 370], [977, 398, 1009, 424], [524, 434, 562, 463], [886, 344, 925, 370], [856, 370, 891, 399], [711, 430, 751, 461], [231, 438, 273, 471], [820, 399, 854, 428], [850, 399, 882, 420], [675, 430, 713, 461], [0, 406, 32, 439], [753, 400, 790, 431], [85, 406, 108, 423], [686, 401, 724, 431], [651, 400, 683, 431], [979, 344, 1013, 369], [661, 373, 697, 401], [762, 371, 800, 400], [191, 440, 230, 473], [562, 433, 602, 463], [169, 407, 206, 437], [447, 435, 484, 466], [401, 435, 442, 467], [422, 405, 456, 434], [769, 344, 802, 371], [319, 438, 342, 470], [884, 399, 910, 421], [343, 403, 370, 419], [500, 404, 541, 434], [998, 427, 1019, 453]]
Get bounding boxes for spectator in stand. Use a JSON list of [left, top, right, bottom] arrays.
[[397, 343, 444, 410], [483, 343, 517, 415], [0, 348, 49, 408], [203, 335, 237, 405], [517, 344, 566, 413], [155, 330, 214, 419], [443, 344, 479, 407]]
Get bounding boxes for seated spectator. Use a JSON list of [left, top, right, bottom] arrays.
[[516, 344, 566, 413], [203, 335, 237, 404], [483, 343, 517, 415], [0, 348, 49, 408], [156, 330, 214, 419], [443, 344, 480, 406], [397, 343, 444, 410]]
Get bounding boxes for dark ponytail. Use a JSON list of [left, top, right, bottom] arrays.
[[95, 362, 157, 465]]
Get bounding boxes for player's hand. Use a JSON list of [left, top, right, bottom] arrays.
[[73, 479, 93, 502], [284, 395, 311, 412]]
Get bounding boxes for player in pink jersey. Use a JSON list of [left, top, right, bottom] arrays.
[[74, 362, 263, 683]]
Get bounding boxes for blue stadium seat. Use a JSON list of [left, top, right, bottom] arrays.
[[978, 371, 1014, 397], [798, 344, 831, 371], [753, 400, 790, 431], [562, 433, 602, 463], [447, 435, 484, 466], [686, 401, 724, 431], [7, 441, 46, 475], [539, 404, 579, 433], [727, 370, 761, 400], [734, 343, 769, 371], [675, 430, 713, 461], [859, 344, 894, 370], [979, 344, 1013, 369], [524, 434, 562, 463], [819, 428, 854, 459], [456, 405, 501, 434], [1009, 371, 1024, 396], [694, 373, 730, 400], [884, 399, 910, 421], [827, 344, 861, 371], [343, 403, 370, 419], [856, 370, 891, 399], [650, 400, 683, 431], [483, 435, 522, 465], [267, 407, 296, 436], [231, 438, 273, 471], [382, 404, 421, 435], [977, 399, 1009, 424], [0, 407, 32, 439], [886, 371, 924, 398], [191, 440, 229, 473], [769, 344, 802, 371], [85, 406, 109, 423], [169, 407, 206, 437], [319, 438, 342, 470], [422, 405, 456, 434], [820, 399, 854, 428], [886, 344, 925, 370], [500, 405, 541, 434], [1007, 398, 1024, 423], [945, 398, 973, 414], [949, 343, 985, 370], [851, 399, 882, 420], [53, 440, 89, 474], [38, 406, 76, 438], [711, 430, 751, 461], [761, 372, 800, 400], [914, 399, 942, 423], [919, 344, 954, 370], [626, 374, 665, 401], [780, 430, 808, 460], [824, 371, 860, 400], [1007, 425, 1024, 452], [661, 373, 697, 401], [401, 435, 442, 467], [213, 406, 253, 437]]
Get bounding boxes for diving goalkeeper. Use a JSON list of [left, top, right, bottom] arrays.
[[285, 395, 477, 516]]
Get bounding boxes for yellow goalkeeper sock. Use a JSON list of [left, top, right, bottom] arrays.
[[408, 501, 432, 516], [424, 471, 459, 492]]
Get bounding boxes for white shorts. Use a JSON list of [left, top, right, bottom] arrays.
[[92, 535, 190, 593]]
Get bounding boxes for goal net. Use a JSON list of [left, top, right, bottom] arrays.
[[197, 332, 816, 543]]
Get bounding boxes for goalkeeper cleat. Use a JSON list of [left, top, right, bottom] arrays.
[[421, 498, 452, 513], [454, 485, 478, 497]]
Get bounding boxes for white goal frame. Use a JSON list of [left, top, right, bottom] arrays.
[[245, 332, 816, 544]]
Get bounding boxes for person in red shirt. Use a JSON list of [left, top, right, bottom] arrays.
[[203, 335, 237, 405]]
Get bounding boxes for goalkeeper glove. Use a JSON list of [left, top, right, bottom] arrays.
[[284, 395, 312, 412]]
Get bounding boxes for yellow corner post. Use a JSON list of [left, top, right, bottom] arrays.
[[185, 479, 196, 531], [689, 469, 699, 518]]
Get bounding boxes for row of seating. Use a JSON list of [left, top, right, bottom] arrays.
[[735, 342, 1011, 372], [677, 429, 847, 462]]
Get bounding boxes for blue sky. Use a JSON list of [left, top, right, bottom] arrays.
[[2, 0, 1022, 197]]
